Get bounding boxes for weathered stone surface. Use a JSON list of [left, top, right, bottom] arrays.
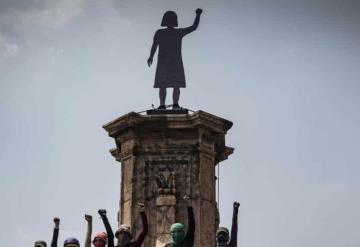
[[103, 110, 233, 247], [156, 195, 176, 247]]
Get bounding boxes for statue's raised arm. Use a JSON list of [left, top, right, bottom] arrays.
[[179, 8, 203, 37]]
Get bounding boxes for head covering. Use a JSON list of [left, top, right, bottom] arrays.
[[170, 223, 185, 244], [170, 223, 184, 232], [63, 237, 80, 247], [93, 232, 107, 244], [216, 227, 230, 245], [161, 11, 178, 27], [35, 240, 47, 247], [115, 224, 132, 238], [216, 227, 229, 236]]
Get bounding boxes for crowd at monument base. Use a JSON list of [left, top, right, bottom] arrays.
[[34, 8, 240, 247]]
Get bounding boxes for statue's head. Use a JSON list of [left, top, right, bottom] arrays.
[[115, 224, 132, 246], [34, 240, 47, 247], [161, 11, 178, 27], [170, 222, 185, 244], [63, 237, 80, 247], [92, 232, 107, 247], [216, 227, 230, 245]]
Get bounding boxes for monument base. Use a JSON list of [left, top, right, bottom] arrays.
[[103, 110, 234, 247], [146, 109, 189, 115]]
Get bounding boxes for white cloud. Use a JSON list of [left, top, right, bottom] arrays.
[[0, 0, 85, 32], [0, 34, 19, 58], [0, 0, 86, 58], [24, 0, 85, 28], [48, 46, 64, 66]]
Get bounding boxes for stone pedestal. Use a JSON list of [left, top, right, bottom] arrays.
[[103, 110, 233, 247]]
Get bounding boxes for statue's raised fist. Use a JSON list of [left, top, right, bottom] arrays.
[[196, 8, 203, 15]]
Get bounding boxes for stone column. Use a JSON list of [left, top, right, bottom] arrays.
[[156, 195, 176, 247], [103, 110, 233, 247]]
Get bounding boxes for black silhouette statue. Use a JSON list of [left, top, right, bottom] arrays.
[[147, 8, 203, 110]]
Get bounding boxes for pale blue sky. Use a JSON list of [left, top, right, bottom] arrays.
[[1, 0, 359, 246]]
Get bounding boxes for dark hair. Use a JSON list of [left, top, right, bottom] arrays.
[[161, 11, 178, 27], [35, 240, 47, 247], [216, 227, 229, 236]]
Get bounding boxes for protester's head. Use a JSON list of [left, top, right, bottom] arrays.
[[92, 232, 107, 247], [170, 223, 185, 244], [115, 225, 132, 246], [35, 240, 47, 247], [64, 237, 80, 247], [216, 227, 230, 245], [161, 11, 178, 27]]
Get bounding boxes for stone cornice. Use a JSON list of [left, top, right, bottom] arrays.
[[104, 110, 234, 164], [103, 110, 233, 138], [103, 112, 144, 138]]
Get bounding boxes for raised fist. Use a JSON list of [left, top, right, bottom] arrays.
[[98, 209, 107, 217], [233, 202, 240, 209], [147, 57, 153, 67], [85, 214, 92, 222], [196, 8, 203, 15], [53, 217, 60, 227]]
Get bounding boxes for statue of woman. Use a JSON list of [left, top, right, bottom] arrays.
[[148, 9, 203, 109]]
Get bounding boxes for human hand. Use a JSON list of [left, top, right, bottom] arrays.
[[196, 8, 203, 15], [53, 217, 60, 228], [147, 57, 153, 67], [85, 214, 92, 222], [98, 209, 107, 217], [138, 202, 145, 213], [233, 202, 240, 209]]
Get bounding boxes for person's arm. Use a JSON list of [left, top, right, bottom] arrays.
[[147, 31, 159, 67], [229, 202, 240, 247], [179, 8, 203, 36], [84, 214, 92, 247], [134, 203, 148, 246], [98, 209, 115, 247], [51, 217, 60, 247], [185, 207, 195, 243]]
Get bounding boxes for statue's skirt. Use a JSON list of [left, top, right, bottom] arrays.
[[154, 56, 186, 88]]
